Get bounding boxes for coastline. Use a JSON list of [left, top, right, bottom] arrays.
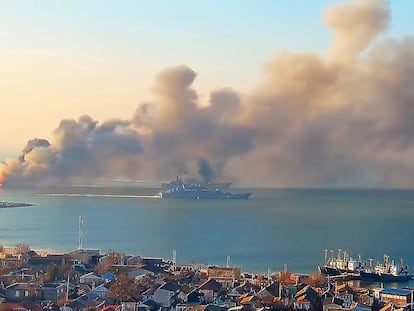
[[0, 201, 34, 208]]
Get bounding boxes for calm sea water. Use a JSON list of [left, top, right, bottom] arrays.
[[1, 187, 414, 284]]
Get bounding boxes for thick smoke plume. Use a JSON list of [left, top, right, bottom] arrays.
[[198, 158, 214, 183], [2, 0, 414, 188]]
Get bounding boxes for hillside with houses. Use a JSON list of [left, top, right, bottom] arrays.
[[0, 245, 412, 311]]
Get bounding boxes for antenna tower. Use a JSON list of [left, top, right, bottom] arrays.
[[78, 216, 84, 250], [172, 248, 177, 270]]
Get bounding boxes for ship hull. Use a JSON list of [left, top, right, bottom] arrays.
[[160, 191, 252, 200], [319, 265, 344, 276], [359, 271, 413, 282]]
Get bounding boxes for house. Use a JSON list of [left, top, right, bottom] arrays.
[[256, 282, 280, 305], [101, 272, 117, 283], [41, 282, 67, 303], [294, 299, 311, 310], [323, 297, 348, 311], [70, 291, 105, 311], [68, 249, 101, 268], [176, 304, 206, 311], [77, 283, 92, 296], [379, 288, 412, 308], [142, 287, 156, 301], [294, 285, 322, 310], [187, 290, 204, 304], [334, 283, 355, 308], [73, 263, 91, 275], [79, 272, 103, 287], [205, 267, 241, 286], [198, 279, 222, 304], [91, 284, 110, 298], [142, 298, 161, 311], [5, 283, 39, 302], [121, 302, 143, 311], [127, 268, 148, 281], [27, 254, 67, 269], [154, 282, 182, 307]]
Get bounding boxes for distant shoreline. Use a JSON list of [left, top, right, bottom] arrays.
[[0, 201, 34, 208]]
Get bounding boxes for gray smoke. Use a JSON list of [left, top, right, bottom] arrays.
[[2, 0, 414, 188], [197, 158, 214, 183]]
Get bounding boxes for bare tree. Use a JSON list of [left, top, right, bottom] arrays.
[[108, 274, 141, 302], [95, 251, 123, 274], [303, 271, 326, 287]]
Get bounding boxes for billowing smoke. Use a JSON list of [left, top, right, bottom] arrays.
[[2, 0, 414, 188], [198, 158, 214, 183]]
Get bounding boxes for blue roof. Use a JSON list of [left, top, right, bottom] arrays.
[[381, 288, 411, 296]]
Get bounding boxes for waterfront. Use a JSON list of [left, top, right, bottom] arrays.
[[1, 187, 414, 280]]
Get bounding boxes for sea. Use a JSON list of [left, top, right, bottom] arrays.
[[1, 186, 414, 287]]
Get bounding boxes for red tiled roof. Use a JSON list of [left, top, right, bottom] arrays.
[[98, 305, 121, 311]]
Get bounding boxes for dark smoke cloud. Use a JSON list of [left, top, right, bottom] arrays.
[[2, 0, 414, 188], [198, 158, 214, 183], [19, 138, 51, 162]]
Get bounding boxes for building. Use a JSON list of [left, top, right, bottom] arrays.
[[198, 279, 222, 304], [205, 266, 241, 286], [5, 283, 39, 302], [41, 282, 67, 303], [154, 282, 182, 307], [379, 288, 412, 307]]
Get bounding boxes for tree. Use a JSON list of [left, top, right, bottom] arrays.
[[277, 270, 294, 286], [15, 243, 30, 254], [95, 251, 123, 274], [108, 274, 141, 302], [303, 271, 326, 287], [44, 264, 60, 282]]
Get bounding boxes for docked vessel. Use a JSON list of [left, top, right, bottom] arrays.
[[319, 249, 363, 276], [359, 254, 413, 282], [159, 177, 252, 200], [319, 250, 413, 282]]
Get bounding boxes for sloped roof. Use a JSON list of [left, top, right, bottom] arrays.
[[43, 282, 65, 289], [380, 288, 411, 296], [98, 305, 121, 311], [6, 283, 31, 290], [159, 282, 181, 292], [240, 295, 254, 304], [198, 279, 222, 292]]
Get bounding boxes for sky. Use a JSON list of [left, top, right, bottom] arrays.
[[1, 0, 414, 188]]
